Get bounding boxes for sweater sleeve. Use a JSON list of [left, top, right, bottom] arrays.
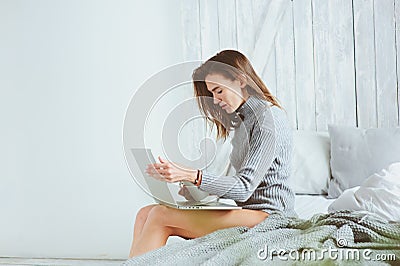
[[199, 126, 276, 202]]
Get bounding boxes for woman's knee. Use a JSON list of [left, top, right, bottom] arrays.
[[135, 204, 158, 224], [146, 205, 171, 226]]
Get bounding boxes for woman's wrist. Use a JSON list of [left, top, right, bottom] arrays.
[[184, 169, 202, 186], [186, 169, 197, 184]]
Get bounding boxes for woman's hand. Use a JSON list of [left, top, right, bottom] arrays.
[[145, 156, 197, 184], [178, 185, 195, 201]]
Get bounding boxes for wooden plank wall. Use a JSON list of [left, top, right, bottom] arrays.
[[181, 0, 400, 131]]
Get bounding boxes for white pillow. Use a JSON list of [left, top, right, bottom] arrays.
[[290, 130, 331, 194], [328, 125, 400, 198], [328, 162, 400, 222]]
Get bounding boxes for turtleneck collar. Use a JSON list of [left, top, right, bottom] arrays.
[[235, 94, 268, 121]]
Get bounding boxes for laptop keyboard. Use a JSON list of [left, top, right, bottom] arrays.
[[177, 200, 219, 206]]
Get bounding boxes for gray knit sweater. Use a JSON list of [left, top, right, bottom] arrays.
[[200, 95, 297, 217]]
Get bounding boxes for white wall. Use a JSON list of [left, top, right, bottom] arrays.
[[0, 0, 183, 259]]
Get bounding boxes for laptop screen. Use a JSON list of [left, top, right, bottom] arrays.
[[130, 148, 176, 205]]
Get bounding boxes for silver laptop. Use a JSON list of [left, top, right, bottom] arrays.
[[131, 148, 241, 210]]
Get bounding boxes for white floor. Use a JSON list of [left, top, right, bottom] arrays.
[[0, 258, 125, 266]]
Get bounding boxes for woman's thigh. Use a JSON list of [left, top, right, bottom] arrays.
[[150, 205, 269, 239]]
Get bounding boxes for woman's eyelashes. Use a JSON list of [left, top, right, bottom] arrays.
[[214, 87, 223, 94]]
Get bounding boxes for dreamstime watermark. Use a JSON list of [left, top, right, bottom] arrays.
[[257, 238, 397, 262]]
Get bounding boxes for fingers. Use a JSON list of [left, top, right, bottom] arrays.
[[149, 162, 170, 170], [145, 166, 164, 180], [146, 159, 174, 180], [145, 163, 167, 175], [147, 160, 188, 172], [144, 158, 192, 184], [146, 165, 171, 177], [146, 167, 187, 183]]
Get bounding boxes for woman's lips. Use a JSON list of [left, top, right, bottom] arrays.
[[220, 103, 228, 109]]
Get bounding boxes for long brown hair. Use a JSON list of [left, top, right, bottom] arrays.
[[192, 50, 281, 140]]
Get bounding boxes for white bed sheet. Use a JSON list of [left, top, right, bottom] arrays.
[[294, 194, 335, 220]]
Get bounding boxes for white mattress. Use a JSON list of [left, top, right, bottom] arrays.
[[294, 194, 335, 220]]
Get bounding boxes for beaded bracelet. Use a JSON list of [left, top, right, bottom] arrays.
[[193, 169, 201, 186]]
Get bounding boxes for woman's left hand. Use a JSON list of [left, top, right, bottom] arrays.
[[145, 156, 197, 184]]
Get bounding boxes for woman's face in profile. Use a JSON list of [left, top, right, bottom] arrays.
[[205, 73, 248, 114]]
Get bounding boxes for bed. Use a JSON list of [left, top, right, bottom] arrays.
[[124, 127, 400, 265]]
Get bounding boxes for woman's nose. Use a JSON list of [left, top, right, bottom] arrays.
[[213, 97, 221, 105]]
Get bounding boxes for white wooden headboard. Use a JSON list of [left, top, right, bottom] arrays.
[[181, 0, 400, 131]]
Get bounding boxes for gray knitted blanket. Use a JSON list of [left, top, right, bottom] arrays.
[[123, 211, 400, 265]]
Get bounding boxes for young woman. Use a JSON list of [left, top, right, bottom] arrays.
[[129, 50, 296, 258]]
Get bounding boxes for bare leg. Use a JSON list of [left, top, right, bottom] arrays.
[[129, 205, 268, 257], [129, 204, 158, 257], [131, 206, 173, 257]]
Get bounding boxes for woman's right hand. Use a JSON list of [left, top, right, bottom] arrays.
[[178, 185, 195, 201]]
